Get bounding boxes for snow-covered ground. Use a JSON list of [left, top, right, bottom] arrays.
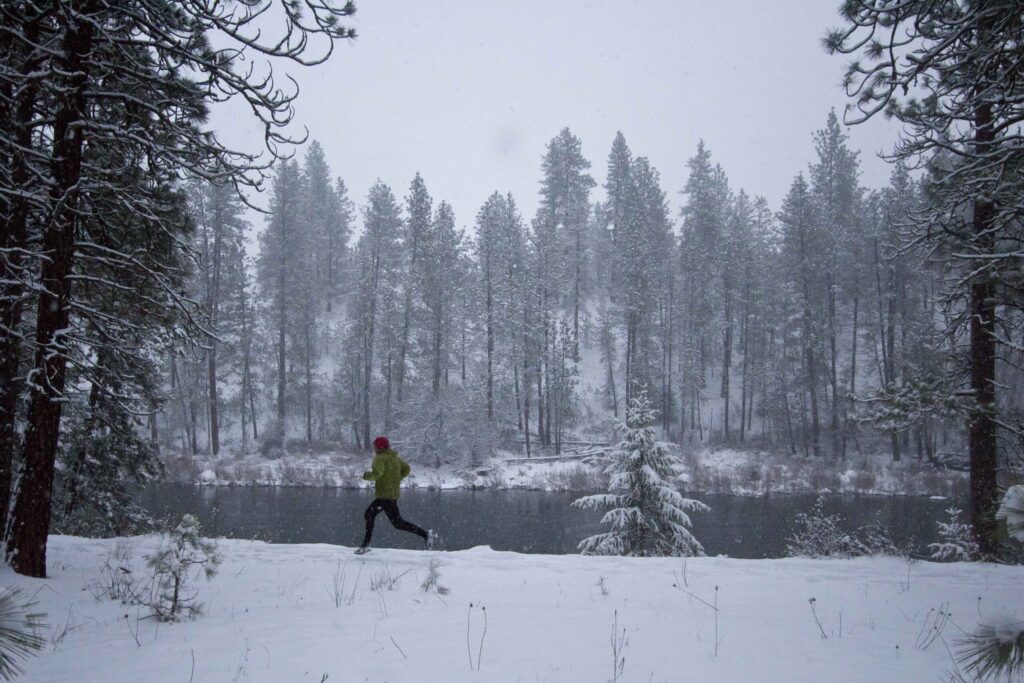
[[14, 535, 1023, 682], [167, 447, 968, 498]]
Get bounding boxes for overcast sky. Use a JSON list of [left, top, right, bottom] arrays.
[[214, 0, 903, 235]]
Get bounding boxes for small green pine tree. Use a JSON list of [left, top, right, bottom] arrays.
[[573, 390, 708, 556], [145, 515, 221, 622]]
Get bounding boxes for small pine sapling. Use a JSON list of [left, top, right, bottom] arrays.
[[573, 390, 709, 557], [929, 508, 979, 562], [145, 514, 221, 621]]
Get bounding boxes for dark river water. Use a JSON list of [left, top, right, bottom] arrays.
[[137, 485, 958, 558]]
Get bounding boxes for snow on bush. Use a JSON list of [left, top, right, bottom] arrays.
[[573, 390, 709, 557], [786, 496, 906, 559], [928, 507, 979, 562], [145, 514, 221, 622]]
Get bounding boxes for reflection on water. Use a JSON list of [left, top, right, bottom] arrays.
[[138, 485, 957, 558]]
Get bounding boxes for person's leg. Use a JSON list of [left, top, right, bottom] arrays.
[[361, 499, 385, 548], [381, 499, 428, 542]]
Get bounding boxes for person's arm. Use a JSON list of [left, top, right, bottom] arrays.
[[363, 455, 383, 481], [400, 457, 411, 479]]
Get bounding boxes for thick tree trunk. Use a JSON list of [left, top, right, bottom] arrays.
[[0, 12, 43, 537], [8, 7, 94, 577], [969, 101, 998, 556]]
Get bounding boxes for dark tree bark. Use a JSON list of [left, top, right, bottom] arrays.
[[8, 5, 95, 577], [0, 9, 43, 537], [969, 101, 998, 557]]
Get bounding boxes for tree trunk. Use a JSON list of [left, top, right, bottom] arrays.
[[207, 205, 223, 456], [0, 13, 42, 537], [522, 320, 532, 458], [305, 323, 313, 443], [431, 304, 443, 396], [969, 101, 998, 556], [485, 266, 494, 422], [739, 282, 750, 443], [828, 269, 840, 458], [8, 7, 94, 577], [844, 294, 859, 459], [276, 229, 288, 448], [721, 282, 733, 441]]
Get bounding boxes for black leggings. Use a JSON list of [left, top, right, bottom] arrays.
[[361, 498, 427, 547]]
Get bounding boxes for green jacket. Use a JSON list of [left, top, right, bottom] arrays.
[[362, 449, 410, 500]]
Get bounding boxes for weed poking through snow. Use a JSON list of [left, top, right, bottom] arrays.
[[610, 609, 627, 683], [467, 603, 488, 671], [420, 560, 449, 595]]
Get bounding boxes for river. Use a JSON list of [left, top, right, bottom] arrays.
[[137, 485, 958, 558]]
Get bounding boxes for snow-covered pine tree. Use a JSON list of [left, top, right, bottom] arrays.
[[778, 173, 823, 458], [929, 508, 979, 562], [420, 201, 462, 397], [573, 390, 708, 556], [808, 110, 861, 458], [396, 173, 433, 405], [677, 141, 728, 440], [349, 181, 403, 448], [631, 156, 674, 431], [186, 178, 251, 456], [256, 160, 304, 451], [531, 128, 594, 448]]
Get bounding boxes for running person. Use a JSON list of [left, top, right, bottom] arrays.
[[356, 436, 433, 554]]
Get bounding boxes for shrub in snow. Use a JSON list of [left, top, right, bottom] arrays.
[[956, 614, 1024, 681], [786, 496, 855, 558], [855, 519, 908, 557], [997, 485, 1024, 543], [929, 507, 979, 562], [786, 497, 905, 559], [145, 514, 221, 622], [91, 541, 144, 605], [573, 390, 709, 557], [420, 559, 449, 595], [0, 587, 45, 680]]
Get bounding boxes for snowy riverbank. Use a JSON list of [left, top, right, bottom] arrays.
[[13, 535, 1024, 682], [165, 447, 970, 498]]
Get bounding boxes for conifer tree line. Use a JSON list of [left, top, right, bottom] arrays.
[[166, 111, 1022, 491]]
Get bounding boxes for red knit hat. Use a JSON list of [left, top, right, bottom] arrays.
[[373, 436, 390, 451]]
